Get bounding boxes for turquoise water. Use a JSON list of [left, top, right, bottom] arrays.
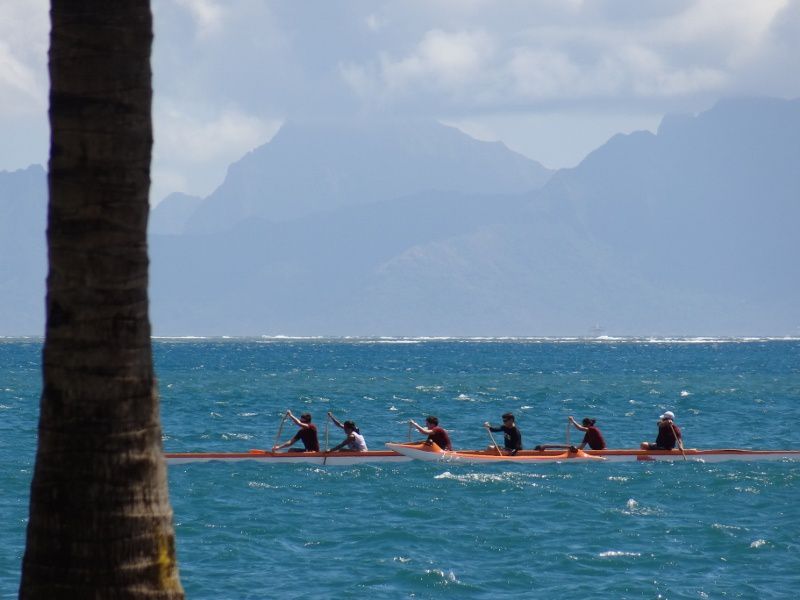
[[2, 338, 800, 598]]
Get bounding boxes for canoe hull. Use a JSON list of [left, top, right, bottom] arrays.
[[165, 449, 412, 465], [384, 443, 800, 464]]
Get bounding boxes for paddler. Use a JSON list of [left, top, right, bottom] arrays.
[[483, 412, 523, 455], [568, 416, 607, 450], [272, 410, 320, 452], [326, 412, 368, 452], [640, 410, 682, 450], [409, 415, 452, 450]]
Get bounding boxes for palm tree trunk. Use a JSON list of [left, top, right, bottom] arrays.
[[20, 2, 183, 598]]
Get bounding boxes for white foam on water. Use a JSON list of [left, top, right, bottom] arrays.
[[248, 481, 279, 489], [712, 523, 744, 533], [222, 432, 253, 441], [425, 568, 459, 584], [434, 471, 546, 485], [415, 385, 444, 392], [621, 498, 663, 516]]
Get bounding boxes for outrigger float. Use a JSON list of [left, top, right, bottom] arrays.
[[165, 442, 800, 465]]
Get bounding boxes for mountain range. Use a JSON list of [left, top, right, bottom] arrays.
[[2, 97, 798, 336]]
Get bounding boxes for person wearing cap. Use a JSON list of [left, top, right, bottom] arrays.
[[409, 415, 452, 450], [326, 411, 368, 452], [640, 411, 682, 450], [272, 410, 320, 452], [568, 416, 606, 450], [483, 412, 523, 454]]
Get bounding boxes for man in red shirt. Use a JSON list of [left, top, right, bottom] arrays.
[[409, 416, 452, 450], [568, 416, 606, 450], [272, 410, 320, 452], [640, 411, 682, 450]]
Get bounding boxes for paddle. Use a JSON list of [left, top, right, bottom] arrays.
[[272, 410, 288, 453], [668, 421, 686, 461], [485, 423, 503, 456], [323, 411, 332, 466], [565, 417, 571, 448]]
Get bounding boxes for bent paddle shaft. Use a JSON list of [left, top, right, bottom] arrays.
[[486, 426, 502, 456], [669, 421, 686, 461], [272, 411, 289, 453]]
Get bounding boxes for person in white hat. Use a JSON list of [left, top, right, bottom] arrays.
[[640, 410, 682, 450]]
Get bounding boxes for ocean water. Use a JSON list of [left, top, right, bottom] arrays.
[[2, 337, 799, 599]]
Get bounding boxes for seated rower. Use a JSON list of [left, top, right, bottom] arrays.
[[568, 416, 606, 450], [640, 411, 682, 450], [409, 416, 452, 450], [327, 412, 368, 452], [483, 412, 523, 455], [272, 410, 320, 452]]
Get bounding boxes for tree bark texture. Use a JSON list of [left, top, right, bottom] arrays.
[[20, 2, 183, 598]]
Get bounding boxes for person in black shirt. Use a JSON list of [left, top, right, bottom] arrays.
[[272, 410, 320, 452], [484, 412, 523, 454]]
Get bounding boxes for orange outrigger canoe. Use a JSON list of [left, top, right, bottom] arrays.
[[384, 442, 800, 464], [165, 442, 800, 465], [165, 448, 412, 465]]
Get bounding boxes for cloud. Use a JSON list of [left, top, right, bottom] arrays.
[[2, 0, 798, 194], [365, 13, 386, 33], [338, 0, 793, 112], [0, 0, 47, 116], [173, 0, 227, 39], [0, 43, 45, 116], [394, 29, 492, 84]]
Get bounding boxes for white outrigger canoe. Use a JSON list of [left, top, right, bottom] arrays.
[[165, 448, 412, 465], [384, 442, 800, 464]]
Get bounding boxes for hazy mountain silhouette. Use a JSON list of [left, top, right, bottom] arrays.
[[2, 98, 798, 336], [537, 97, 800, 332], [150, 192, 711, 336], [0, 164, 47, 334], [181, 117, 552, 233], [149, 192, 203, 235]]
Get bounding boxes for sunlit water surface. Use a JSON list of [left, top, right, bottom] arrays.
[[2, 338, 799, 598]]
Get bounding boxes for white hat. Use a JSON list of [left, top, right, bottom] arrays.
[[660, 411, 675, 420]]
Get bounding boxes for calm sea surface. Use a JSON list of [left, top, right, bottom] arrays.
[[2, 338, 799, 599]]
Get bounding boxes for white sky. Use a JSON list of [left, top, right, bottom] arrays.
[[1, 0, 798, 203]]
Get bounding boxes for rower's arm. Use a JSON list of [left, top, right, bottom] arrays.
[[272, 437, 296, 451], [328, 440, 347, 452], [327, 412, 344, 429], [410, 420, 432, 435], [569, 416, 588, 432], [286, 411, 304, 427], [290, 415, 312, 430]]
